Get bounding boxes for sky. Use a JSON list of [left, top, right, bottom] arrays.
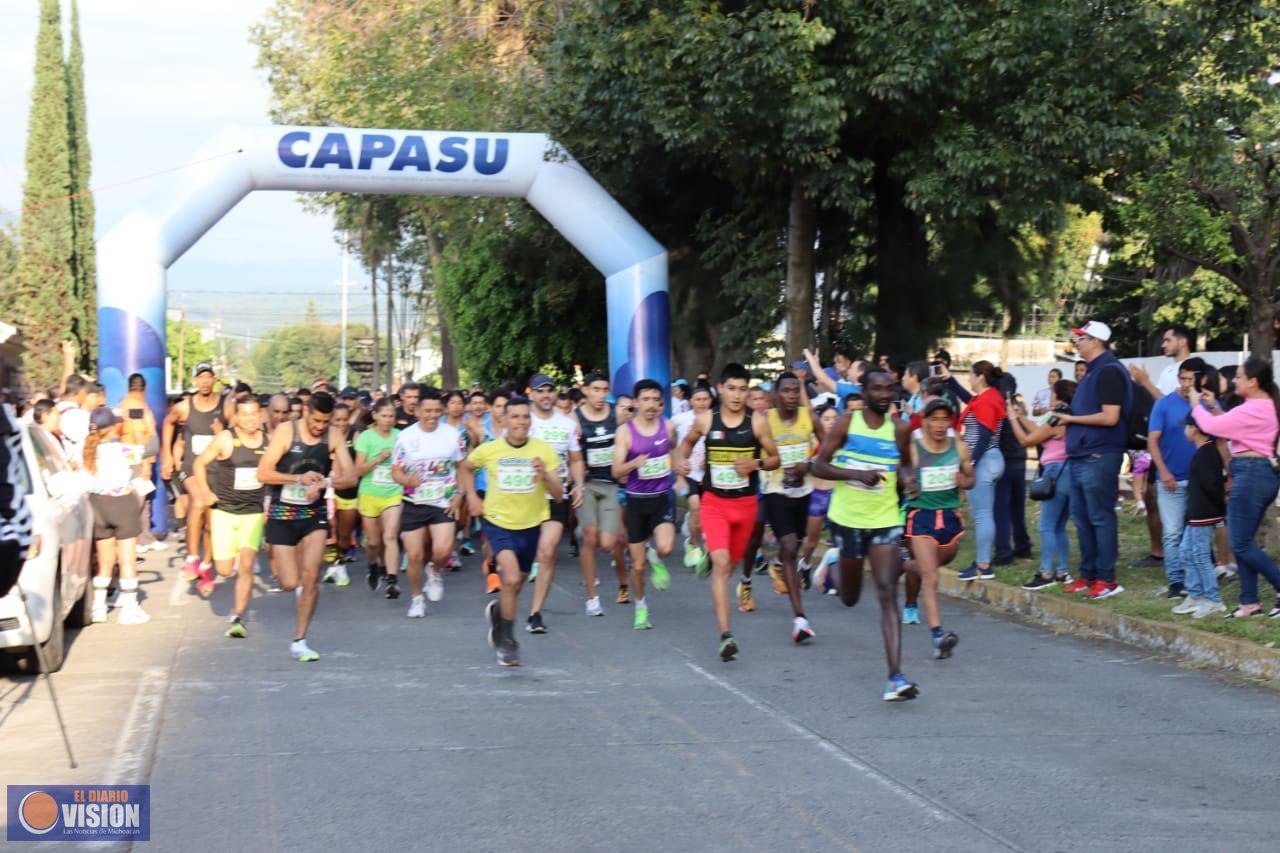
[[0, 0, 376, 333]]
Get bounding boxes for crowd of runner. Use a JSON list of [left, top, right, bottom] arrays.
[[17, 315, 1280, 702]]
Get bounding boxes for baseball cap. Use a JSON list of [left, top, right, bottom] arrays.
[[89, 406, 122, 431], [671, 378, 689, 387], [1071, 320, 1112, 342], [357, 390, 373, 405], [529, 374, 556, 390], [311, 379, 332, 392], [338, 386, 359, 399], [922, 398, 957, 419], [192, 361, 214, 377]]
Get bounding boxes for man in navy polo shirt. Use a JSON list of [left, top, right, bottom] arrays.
[[1053, 320, 1133, 599]]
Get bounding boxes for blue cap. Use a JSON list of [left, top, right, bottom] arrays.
[[671, 378, 689, 387], [791, 360, 808, 371], [529, 374, 556, 390]]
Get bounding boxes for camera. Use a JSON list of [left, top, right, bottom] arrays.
[[1047, 402, 1069, 427]]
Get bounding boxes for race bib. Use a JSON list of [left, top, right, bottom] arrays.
[[639, 454, 671, 480], [412, 479, 448, 504], [710, 462, 748, 490], [371, 463, 395, 486], [921, 464, 958, 492], [280, 482, 311, 505], [587, 446, 613, 468], [497, 461, 537, 494], [844, 462, 890, 493], [233, 467, 261, 491], [778, 442, 809, 467], [191, 434, 213, 455]]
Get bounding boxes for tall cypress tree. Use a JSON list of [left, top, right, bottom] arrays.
[[66, 0, 95, 370], [12, 0, 74, 392]]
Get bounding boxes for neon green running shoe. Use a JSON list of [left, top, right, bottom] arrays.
[[648, 548, 671, 590], [719, 633, 739, 661], [225, 617, 246, 639], [694, 551, 712, 581], [633, 605, 652, 630]]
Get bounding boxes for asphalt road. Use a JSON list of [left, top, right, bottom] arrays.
[[2, 541, 1277, 852]]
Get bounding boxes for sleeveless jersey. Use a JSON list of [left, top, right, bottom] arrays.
[[828, 410, 903, 529], [269, 421, 331, 520], [702, 410, 759, 499], [212, 430, 267, 514], [577, 406, 618, 483], [182, 393, 223, 473], [624, 417, 673, 495], [335, 426, 359, 500], [763, 408, 814, 498], [907, 435, 960, 511]]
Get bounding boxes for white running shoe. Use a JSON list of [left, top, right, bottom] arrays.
[[425, 571, 444, 603], [585, 597, 603, 617], [1193, 600, 1227, 619], [408, 595, 427, 618], [149, 539, 168, 552], [290, 639, 319, 662], [1171, 597, 1201, 615], [117, 601, 151, 625], [331, 564, 350, 587], [792, 616, 815, 643]]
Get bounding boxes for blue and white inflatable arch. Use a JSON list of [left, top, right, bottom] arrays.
[[97, 125, 670, 420]]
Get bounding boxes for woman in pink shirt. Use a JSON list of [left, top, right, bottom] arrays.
[[1189, 356, 1280, 617]]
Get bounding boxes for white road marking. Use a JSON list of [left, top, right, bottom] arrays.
[[168, 571, 188, 606], [110, 666, 167, 785]]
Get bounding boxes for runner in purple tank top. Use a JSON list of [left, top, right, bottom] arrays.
[[612, 379, 679, 629]]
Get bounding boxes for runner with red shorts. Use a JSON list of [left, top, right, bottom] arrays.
[[674, 363, 781, 661]]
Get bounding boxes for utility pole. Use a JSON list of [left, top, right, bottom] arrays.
[[385, 253, 395, 392], [338, 230, 350, 389], [176, 309, 186, 390]]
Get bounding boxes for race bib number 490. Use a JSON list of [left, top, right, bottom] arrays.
[[497, 461, 537, 494], [709, 462, 748, 490]]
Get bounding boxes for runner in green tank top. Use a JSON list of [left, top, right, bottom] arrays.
[[903, 398, 974, 660], [812, 369, 922, 702]]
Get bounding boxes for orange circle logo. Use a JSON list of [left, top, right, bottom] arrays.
[[18, 791, 59, 834]]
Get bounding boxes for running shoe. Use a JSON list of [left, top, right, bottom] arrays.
[[752, 553, 767, 575], [694, 552, 712, 581], [768, 561, 789, 595], [497, 638, 521, 667], [1129, 553, 1163, 569], [526, 612, 547, 634], [460, 539, 476, 556], [384, 575, 401, 599], [1214, 563, 1238, 582], [425, 571, 445, 603], [568, 540, 579, 559], [933, 632, 959, 660], [1171, 597, 1201, 615], [485, 600, 500, 649], [486, 571, 501, 594], [736, 581, 756, 612], [332, 564, 350, 587], [682, 542, 697, 568], [791, 616, 814, 644], [323, 564, 338, 583], [978, 565, 997, 581], [344, 547, 359, 564], [529, 561, 540, 580], [290, 639, 319, 662], [649, 548, 671, 590], [183, 555, 201, 582], [799, 558, 812, 590], [956, 564, 979, 582], [1086, 581, 1123, 599], [367, 563, 381, 590], [1055, 573, 1074, 586], [686, 545, 706, 569], [196, 565, 216, 596], [118, 601, 151, 625], [616, 585, 631, 605], [1022, 574, 1056, 591], [719, 633, 739, 662], [883, 674, 919, 702], [408, 595, 427, 618], [585, 597, 603, 617], [1166, 581, 1186, 599], [268, 576, 284, 594], [902, 606, 921, 625], [1062, 578, 1090, 594], [634, 605, 652, 630], [149, 539, 169, 552], [446, 555, 461, 572], [226, 616, 247, 638], [1192, 600, 1227, 619]]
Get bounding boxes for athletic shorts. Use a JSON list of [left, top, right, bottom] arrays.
[[90, 493, 142, 541], [808, 488, 832, 518], [830, 522, 904, 560], [335, 495, 358, 512], [545, 498, 570, 526], [625, 490, 676, 544], [401, 502, 455, 532], [265, 514, 328, 547], [905, 508, 964, 547], [701, 492, 759, 564], [763, 493, 809, 540], [1130, 450, 1152, 479], [211, 508, 265, 560], [358, 492, 402, 518], [481, 520, 539, 573], [684, 479, 702, 498], [580, 480, 621, 535]]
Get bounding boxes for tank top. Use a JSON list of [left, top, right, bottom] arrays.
[[907, 435, 959, 510], [763, 408, 814, 498], [335, 427, 359, 500], [213, 429, 267, 514], [828, 410, 903, 529], [702, 410, 759, 498], [269, 421, 331, 517], [182, 393, 223, 471], [577, 406, 618, 483], [624, 417, 673, 495]]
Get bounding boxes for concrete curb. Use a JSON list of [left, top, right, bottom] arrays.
[[938, 569, 1280, 682]]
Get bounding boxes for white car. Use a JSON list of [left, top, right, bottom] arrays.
[[0, 424, 93, 672]]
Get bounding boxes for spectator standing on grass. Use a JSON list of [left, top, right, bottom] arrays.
[[1189, 356, 1280, 619], [1054, 320, 1133, 599], [955, 361, 1007, 581], [1032, 368, 1062, 416], [1171, 414, 1227, 618], [993, 372, 1032, 565], [1009, 379, 1077, 590], [1147, 358, 1205, 599]]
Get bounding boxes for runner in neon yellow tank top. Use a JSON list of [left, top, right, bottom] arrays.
[[812, 369, 922, 702]]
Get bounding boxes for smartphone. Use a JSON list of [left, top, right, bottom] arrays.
[[1193, 372, 1204, 392], [930, 363, 943, 377]]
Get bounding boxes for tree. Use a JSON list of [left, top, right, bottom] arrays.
[[66, 0, 95, 370], [165, 316, 215, 391], [10, 0, 75, 392], [248, 305, 372, 391]]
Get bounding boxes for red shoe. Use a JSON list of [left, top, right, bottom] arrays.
[[197, 565, 216, 595], [1062, 578, 1089, 594], [1086, 581, 1123, 599], [183, 556, 201, 582]]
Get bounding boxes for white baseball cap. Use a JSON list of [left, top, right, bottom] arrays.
[[1071, 320, 1112, 342]]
